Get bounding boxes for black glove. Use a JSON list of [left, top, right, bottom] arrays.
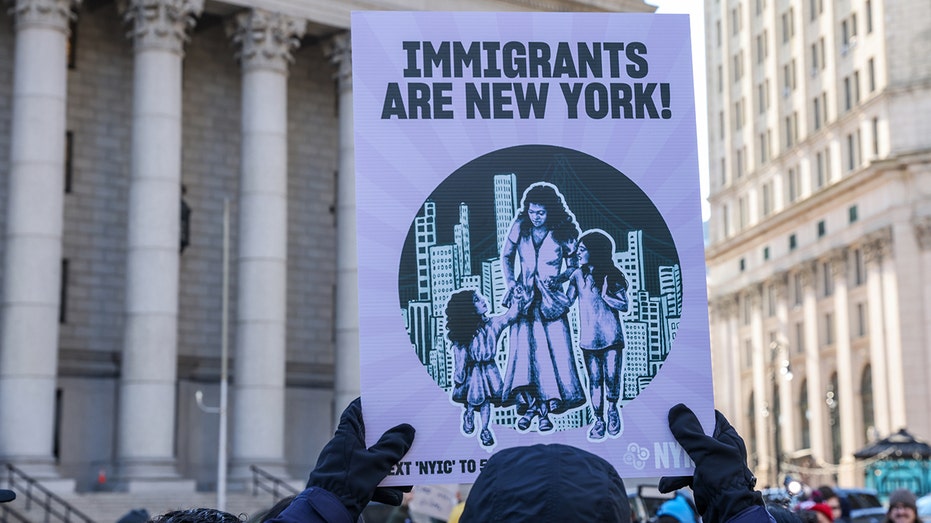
[[306, 398, 415, 520], [658, 404, 762, 522]]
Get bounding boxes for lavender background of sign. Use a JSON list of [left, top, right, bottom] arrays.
[[351, 11, 713, 484]]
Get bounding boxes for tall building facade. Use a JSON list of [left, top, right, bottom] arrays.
[[0, 0, 656, 493], [704, 0, 931, 488]]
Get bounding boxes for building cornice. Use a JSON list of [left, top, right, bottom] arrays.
[[207, 0, 655, 31], [705, 149, 931, 263]]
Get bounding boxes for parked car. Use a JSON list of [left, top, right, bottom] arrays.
[[917, 492, 931, 519], [834, 488, 886, 523]]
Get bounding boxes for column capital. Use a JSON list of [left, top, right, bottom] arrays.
[[326, 31, 352, 93], [228, 9, 306, 74], [864, 227, 893, 263], [10, 0, 79, 31], [765, 271, 789, 298], [828, 247, 848, 277], [795, 260, 817, 289], [119, 0, 202, 53], [913, 216, 931, 251]]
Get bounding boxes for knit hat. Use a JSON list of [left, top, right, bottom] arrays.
[[807, 503, 834, 522], [888, 489, 918, 511], [656, 493, 697, 523], [460, 444, 629, 522]]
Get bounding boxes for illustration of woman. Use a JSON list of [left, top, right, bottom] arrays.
[[500, 182, 585, 432], [564, 229, 629, 440], [446, 289, 526, 447]]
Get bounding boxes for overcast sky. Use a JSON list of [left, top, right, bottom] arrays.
[[648, 1, 710, 220]]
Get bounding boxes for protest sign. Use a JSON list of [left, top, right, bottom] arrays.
[[351, 11, 713, 484]]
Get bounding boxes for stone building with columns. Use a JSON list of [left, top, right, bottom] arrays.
[[0, 0, 656, 492], [704, 0, 931, 488]]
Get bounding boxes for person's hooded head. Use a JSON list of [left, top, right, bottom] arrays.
[[460, 444, 629, 522]]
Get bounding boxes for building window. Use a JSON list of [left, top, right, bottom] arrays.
[[65, 131, 74, 194], [813, 96, 821, 130], [872, 117, 880, 156], [794, 321, 804, 353], [815, 150, 827, 188], [861, 365, 874, 440], [824, 311, 835, 344], [717, 65, 723, 92], [849, 205, 859, 223], [847, 130, 862, 171], [59, 258, 69, 323], [854, 247, 865, 285], [828, 373, 841, 462], [67, 20, 77, 69], [865, 0, 873, 33], [844, 76, 852, 110], [766, 285, 776, 317], [723, 203, 730, 237], [761, 181, 773, 216], [716, 19, 722, 46], [740, 257, 746, 272], [853, 70, 861, 105], [787, 167, 800, 202], [783, 60, 796, 92], [720, 157, 727, 186], [739, 195, 749, 229], [789, 233, 797, 251], [799, 378, 810, 448], [842, 14, 858, 49], [782, 9, 795, 42], [856, 302, 867, 336], [759, 132, 769, 164], [743, 298, 752, 326], [822, 261, 834, 297], [817, 220, 826, 238], [868, 58, 876, 92], [764, 246, 770, 260], [792, 271, 802, 305], [719, 110, 725, 139]]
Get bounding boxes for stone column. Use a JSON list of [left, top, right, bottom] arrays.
[[116, 0, 201, 483], [874, 228, 906, 429], [864, 237, 891, 436], [0, 0, 78, 477], [829, 249, 857, 484], [772, 275, 796, 459], [800, 263, 828, 463], [327, 32, 359, 425], [724, 297, 742, 429], [748, 286, 771, 483], [227, 9, 305, 480], [711, 297, 738, 419]]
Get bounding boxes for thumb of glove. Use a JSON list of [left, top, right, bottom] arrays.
[[658, 476, 693, 494], [367, 423, 416, 473]]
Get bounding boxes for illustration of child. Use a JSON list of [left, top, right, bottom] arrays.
[[564, 229, 629, 440], [445, 288, 525, 447]]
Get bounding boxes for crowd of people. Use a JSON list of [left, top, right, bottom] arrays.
[[759, 485, 925, 523], [1, 398, 925, 522]]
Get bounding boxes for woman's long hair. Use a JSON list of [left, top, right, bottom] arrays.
[[446, 290, 485, 346], [579, 230, 627, 290], [516, 183, 578, 242]]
